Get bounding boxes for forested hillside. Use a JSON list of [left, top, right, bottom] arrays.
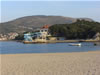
[[49, 20, 100, 39]]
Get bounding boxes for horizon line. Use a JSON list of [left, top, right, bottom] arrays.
[[1, 15, 100, 23]]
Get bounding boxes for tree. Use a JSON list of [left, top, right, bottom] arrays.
[[49, 20, 100, 39]]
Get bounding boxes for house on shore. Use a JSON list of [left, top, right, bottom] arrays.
[[24, 25, 51, 43]]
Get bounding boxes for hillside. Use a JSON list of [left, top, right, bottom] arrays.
[[0, 15, 93, 34], [49, 20, 100, 39]]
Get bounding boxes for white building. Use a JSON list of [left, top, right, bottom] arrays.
[[24, 25, 51, 42], [35, 25, 51, 42]]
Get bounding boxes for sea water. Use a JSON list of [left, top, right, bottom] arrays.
[[0, 41, 100, 54]]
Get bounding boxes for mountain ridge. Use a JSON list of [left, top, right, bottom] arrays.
[[0, 15, 94, 34]]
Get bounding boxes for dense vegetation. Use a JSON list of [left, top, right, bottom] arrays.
[[15, 34, 24, 40], [49, 20, 100, 39]]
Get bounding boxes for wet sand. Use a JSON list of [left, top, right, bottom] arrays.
[[0, 51, 100, 75]]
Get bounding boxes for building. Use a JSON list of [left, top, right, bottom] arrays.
[[7, 33, 18, 40], [24, 25, 51, 42], [0, 33, 18, 40], [24, 33, 33, 41]]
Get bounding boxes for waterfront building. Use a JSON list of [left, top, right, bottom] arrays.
[[24, 25, 51, 42], [24, 33, 33, 41]]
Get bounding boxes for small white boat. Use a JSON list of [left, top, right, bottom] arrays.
[[69, 43, 82, 46]]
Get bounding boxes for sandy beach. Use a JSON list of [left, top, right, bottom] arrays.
[[0, 51, 100, 75]]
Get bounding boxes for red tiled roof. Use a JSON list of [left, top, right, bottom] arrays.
[[41, 25, 50, 29]]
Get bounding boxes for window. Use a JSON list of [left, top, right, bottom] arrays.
[[45, 30, 47, 32], [41, 30, 43, 32]]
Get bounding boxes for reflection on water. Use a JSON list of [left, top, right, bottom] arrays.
[[0, 41, 100, 54]]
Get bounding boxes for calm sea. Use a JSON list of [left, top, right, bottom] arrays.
[[0, 41, 100, 54]]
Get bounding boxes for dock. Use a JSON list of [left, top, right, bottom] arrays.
[[23, 39, 100, 44]]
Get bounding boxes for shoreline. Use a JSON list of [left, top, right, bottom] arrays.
[[0, 39, 100, 42], [0, 50, 100, 55]]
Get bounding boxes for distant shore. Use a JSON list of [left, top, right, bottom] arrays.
[[0, 39, 99, 43], [1, 50, 100, 75]]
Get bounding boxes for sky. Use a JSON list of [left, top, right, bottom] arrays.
[[0, 1, 100, 23]]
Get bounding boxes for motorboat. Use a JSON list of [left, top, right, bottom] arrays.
[[69, 43, 82, 46]]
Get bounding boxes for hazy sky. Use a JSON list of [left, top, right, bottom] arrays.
[[0, 1, 100, 23]]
